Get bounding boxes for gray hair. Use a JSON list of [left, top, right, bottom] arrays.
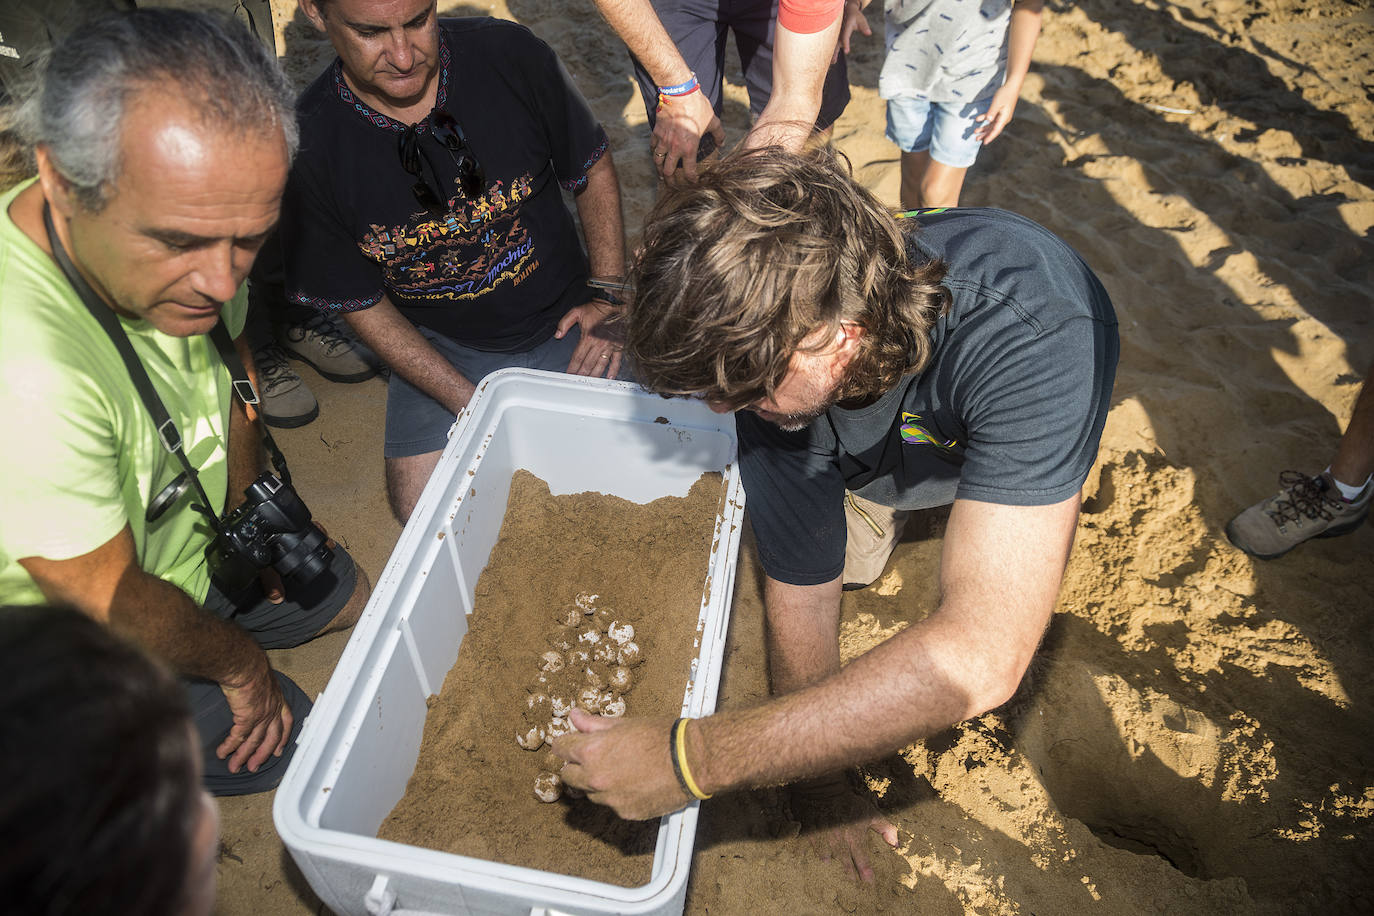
[[17, 8, 298, 211]]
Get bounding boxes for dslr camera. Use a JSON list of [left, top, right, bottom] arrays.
[[206, 472, 334, 592]]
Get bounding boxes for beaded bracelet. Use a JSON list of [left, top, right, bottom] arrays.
[[669, 717, 712, 800]]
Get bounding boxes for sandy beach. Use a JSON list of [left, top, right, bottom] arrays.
[[209, 0, 1374, 913]]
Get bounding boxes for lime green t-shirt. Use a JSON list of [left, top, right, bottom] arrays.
[[0, 179, 248, 606]]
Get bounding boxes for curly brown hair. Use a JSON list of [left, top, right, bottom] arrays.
[[626, 144, 949, 408]]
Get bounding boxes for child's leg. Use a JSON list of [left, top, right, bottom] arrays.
[[898, 150, 927, 210], [887, 97, 935, 209], [916, 98, 995, 208], [900, 150, 968, 209]]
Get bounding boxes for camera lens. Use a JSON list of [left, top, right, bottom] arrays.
[[272, 524, 334, 585]]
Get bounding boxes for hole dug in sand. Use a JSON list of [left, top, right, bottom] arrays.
[[1078, 812, 1202, 878], [1016, 660, 1231, 882]]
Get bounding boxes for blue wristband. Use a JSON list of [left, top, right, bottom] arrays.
[[658, 73, 699, 97]]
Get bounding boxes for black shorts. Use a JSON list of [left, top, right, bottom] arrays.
[[631, 0, 850, 131], [189, 545, 358, 796]]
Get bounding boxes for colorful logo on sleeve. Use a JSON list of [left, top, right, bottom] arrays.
[[899, 411, 955, 448]]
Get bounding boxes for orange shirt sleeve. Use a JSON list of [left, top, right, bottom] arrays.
[[777, 0, 844, 34]]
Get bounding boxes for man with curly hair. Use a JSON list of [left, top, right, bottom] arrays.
[[555, 146, 1118, 879]]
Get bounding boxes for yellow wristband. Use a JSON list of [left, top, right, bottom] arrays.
[[673, 717, 712, 800]]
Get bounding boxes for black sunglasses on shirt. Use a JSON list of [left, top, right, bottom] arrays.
[[397, 109, 486, 212]]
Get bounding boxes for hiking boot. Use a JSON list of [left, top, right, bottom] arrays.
[[1225, 470, 1371, 559], [253, 343, 319, 429], [842, 491, 911, 590], [282, 313, 378, 383]]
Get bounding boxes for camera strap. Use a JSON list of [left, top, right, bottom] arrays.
[[202, 324, 294, 488], [42, 204, 292, 529]]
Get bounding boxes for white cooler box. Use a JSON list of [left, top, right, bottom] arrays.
[[273, 369, 746, 916]]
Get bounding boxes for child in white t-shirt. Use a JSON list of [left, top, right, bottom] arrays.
[[842, 0, 1044, 208]]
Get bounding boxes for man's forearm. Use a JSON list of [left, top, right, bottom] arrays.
[[590, 0, 693, 86], [108, 562, 273, 690], [575, 152, 627, 281], [763, 576, 843, 695], [691, 497, 1078, 797], [106, 554, 290, 772], [21, 529, 271, 691], [747, 14, 843, 148], [341, 297, 475, 415], [693, 582, 978, 794]]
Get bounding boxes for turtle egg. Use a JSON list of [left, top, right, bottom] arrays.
[[574, 592, 599, 613], [516, 723, 546, 750], [608, 665, 633, 693], [606, 621, 635, 645], [617, 641, 642, 666], [592, 640, 620, 665], [577, 686, 604, 713], [533, 771, 563, 803], [600, 695, 627, 718], [550, 694, 573, 718], [566, 647, 592, 669], [539, 650, 565, 673], [577, 627, 602, 645], [546, 716, 575, 739], [583, 663, 610, 689]]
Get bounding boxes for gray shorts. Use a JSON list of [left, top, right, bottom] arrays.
[[384, 325, 583, 458], [629, 0, 850, 130], [189, 544, 357, 796]]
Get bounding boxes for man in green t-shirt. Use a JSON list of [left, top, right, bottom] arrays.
[[0, 9, 370, 796]]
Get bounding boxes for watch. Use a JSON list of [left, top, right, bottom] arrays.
[[589, 284, 625, 307]]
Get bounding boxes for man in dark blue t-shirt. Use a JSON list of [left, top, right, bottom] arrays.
[[283, 0, 628, 522], [554, 146, 1118, 879]]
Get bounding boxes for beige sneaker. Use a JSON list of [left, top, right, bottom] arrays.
[[283, 313, 378, 383], [842, 491, 911, 590], [1225, 470, 1371, 559], [253, 343, 319, 429]]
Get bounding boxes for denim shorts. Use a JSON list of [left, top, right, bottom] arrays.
[[384, 325, 584, 458], [885, 95, 992, 168]]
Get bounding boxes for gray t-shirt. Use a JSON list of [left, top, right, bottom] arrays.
[[879, 0, 1013, 103], [737, 207, 1119, 586]]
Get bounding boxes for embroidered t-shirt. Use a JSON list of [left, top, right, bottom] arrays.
[[879, 0, 1015, 103], [736, 207, 1119, 585], [282, 17, 608, 352]]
